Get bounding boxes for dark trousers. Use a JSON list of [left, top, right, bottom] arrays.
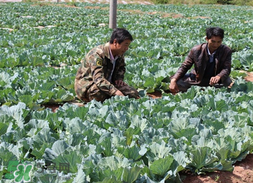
[[177, 73, 232, 92]]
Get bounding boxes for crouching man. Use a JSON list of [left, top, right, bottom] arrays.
[[75, 28, 140, 102], [169, 27, 232, 94]]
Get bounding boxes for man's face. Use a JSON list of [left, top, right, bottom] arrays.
[[114, 39, 131, 56], [206, 36, 223, 53]]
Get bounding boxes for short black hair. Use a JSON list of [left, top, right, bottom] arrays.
[[109, 28, 133, 44], [206, 27, 224, 39]]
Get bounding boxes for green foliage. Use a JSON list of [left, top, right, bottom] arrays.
[[1, 83, 253, 181], [151, 0, 170, 4], [217, 0, 233, 4], [150, 0, 253, 5], [1, 2, 253, 182]]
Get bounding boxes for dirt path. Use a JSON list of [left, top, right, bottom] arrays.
[[182, 154, 253, 183]]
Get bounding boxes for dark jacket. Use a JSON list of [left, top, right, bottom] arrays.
[[171, 43, 232, 84]]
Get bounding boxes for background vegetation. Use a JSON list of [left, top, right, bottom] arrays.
[[151, 0, 253, 6], [20, 0, 253, 6], [1, 2, 253, 182]]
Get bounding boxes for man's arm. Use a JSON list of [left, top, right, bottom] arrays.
[[114, 90, 125, 96], [113, 56, 126, 81], [209, 75, 221, 85], [210, 46, 232, 85], [89, 54, 120, 96], [169, 47, 196, 92], [171, 48, 196, 81], [216, 47, 232, 79], [169, 78, 179, 93]]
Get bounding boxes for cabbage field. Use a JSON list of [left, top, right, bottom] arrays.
[[1, 2, 253, 183]]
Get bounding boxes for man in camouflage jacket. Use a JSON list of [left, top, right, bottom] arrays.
[[75, 28, 139, 102], [169, 27, 232, 93]]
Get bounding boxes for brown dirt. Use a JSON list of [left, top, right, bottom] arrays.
[[244, 71, 253, 82], [182, 154, 253, 183], [147, 90, 163, 98]]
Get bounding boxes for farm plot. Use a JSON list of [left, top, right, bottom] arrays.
[[0, 2, 253, 182]]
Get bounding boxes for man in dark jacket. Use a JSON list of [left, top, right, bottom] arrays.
[[169, 27, 232, 93], [75, 28, 139, 102]]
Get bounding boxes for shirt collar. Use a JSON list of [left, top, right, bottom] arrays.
[[104, 42, 119, 62], [207, 44, 216, 56], [109, 45, 118, 62], [104, 42, 111, 58]]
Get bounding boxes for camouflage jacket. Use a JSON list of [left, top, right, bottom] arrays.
[[171, 43, 232, 83], [75, 42, 126, 97]]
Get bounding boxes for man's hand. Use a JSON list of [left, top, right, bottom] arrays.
[[115, 80, 127, 86], [209, 76, 221, 86], [114, 80, 126, 96], [169, 79, 179, 94], [114, 90, 125, 96]]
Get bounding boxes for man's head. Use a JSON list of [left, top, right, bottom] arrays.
[[206, 27, 224, 53], [110, 28, 133, 44], [206, 27, 224, 39], [110, 28, 133, 56]]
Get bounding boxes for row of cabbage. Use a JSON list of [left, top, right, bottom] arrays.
[[1, 3, 253, 106], [1, 2, 253, 182], [1, 80, 253, 182], [0, 66, 77, 109]]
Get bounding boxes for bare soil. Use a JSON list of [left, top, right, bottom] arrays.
[[182, 154, 253, 183]]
